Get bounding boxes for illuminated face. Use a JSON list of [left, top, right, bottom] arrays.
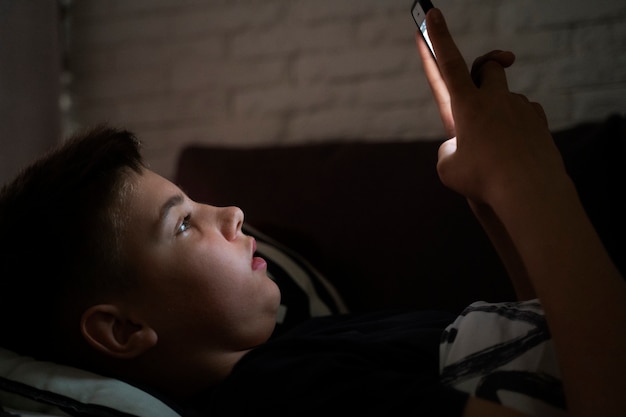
[[121, 169, 280, 380]]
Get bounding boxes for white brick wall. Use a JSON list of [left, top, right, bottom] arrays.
[[67, 0, 626, 179]]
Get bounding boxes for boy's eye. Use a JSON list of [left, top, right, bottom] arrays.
[[177, 215, 191, 235]]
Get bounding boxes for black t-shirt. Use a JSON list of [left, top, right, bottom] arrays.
[[189, 310, 469, 417]]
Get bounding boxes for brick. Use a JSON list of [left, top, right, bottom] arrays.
[[72, 67, 170, 100], [506, 61, 552, 93], [203, 117, 284, 146], [289, 0, 400, 22], [440, 1, 498, 36], [571, 21, 626, 56], [572, 86, 626, 122], [234, 84, 338, 116], [295, 45, 411, 81], [170, 58, 288, 91], [367, 105, 446, 140], [231, 22, 354, 57], [546, 54, 626, 89], [71, 0, 212, 19], [140, 118, 281, 148], [133, 114, 284, 178], [355, 74, 432, 106], [171, 3, 283, 35], [126, 37, 223, 68], [75, 91, 228, 129], [287, 107, 378, 142], [497, 0, 626, 31], [526, 91, 573, 128], [357, 10, 419, 45]]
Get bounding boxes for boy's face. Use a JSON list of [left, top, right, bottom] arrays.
[[120, 168, 280, 364]]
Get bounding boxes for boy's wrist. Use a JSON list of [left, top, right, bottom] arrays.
[[486, 166, 577, 223]]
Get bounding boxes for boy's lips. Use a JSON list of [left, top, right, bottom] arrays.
[[252, 256, 267, 271], [250, 237, 267, 271]]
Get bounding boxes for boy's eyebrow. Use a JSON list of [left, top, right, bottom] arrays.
[[158, 193, 185, 232]]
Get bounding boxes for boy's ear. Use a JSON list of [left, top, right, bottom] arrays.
[[80, 304, 158, 359]]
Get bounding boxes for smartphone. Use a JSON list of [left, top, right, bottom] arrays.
[[411, 0, 436, 59]]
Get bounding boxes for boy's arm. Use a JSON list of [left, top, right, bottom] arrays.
[[420, 8, 626, 417], [485, 150, 626, 417], [465, 200, 534, 300], [416, 33, 535, 301]]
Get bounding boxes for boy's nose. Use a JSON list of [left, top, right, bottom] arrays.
[[219, 206, 244, 240]]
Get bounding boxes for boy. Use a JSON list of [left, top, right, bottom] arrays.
[[1, 8, 624, 417]]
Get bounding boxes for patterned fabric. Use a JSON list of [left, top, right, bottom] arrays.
[[439, 300, 567, 417]]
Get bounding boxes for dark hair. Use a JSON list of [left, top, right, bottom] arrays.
[[0, 125, 144, 362]]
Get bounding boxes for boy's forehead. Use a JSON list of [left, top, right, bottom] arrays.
[[126, 169, 187, 218], [132, 169, 181, 201]]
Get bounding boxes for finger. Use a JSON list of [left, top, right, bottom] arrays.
[[512, 93, 530, 103], [472, 50, 516, 72], [438, 136, 458, 161], [472, 58, 511, 91], [416, 30, 440, 83], [436, 137, 458, 185], [416, 31, 455, 137], [531, 101, 548, 126], [513, 93, 549, 126], [470, 51, 516, 87], [426, 9, 474, 97]]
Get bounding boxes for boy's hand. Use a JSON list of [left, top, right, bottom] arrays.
[[415, 9, 564, 208], [417, 12, 626, 417]]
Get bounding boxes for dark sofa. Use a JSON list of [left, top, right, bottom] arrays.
[[175, 114, 625, 315]]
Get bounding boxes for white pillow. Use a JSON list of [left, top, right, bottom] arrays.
[[0, 347, 181, 417]]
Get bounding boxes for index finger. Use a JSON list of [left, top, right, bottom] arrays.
[[416, 32, 455, 138], [426, 9, 475, 97]]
